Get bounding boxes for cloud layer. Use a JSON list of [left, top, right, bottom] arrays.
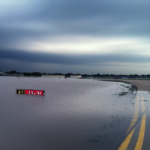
[[0, 0, 150, 73]]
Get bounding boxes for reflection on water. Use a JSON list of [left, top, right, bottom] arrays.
[[0, 77, 137, 150]]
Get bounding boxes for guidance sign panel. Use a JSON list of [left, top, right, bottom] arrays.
[[16, 89, 45, 96]]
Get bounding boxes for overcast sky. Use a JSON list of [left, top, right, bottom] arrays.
[[0, 0, 150, 74]]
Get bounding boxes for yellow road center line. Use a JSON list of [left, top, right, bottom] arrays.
[[134, 96, 146, 150], [134, 113, 146, 150], [118, 96, 146, 150], [118, 128, 135, 150], [118, 96, 139, 150], [127, 96, 139, 134], [127, 118, 137, 134]]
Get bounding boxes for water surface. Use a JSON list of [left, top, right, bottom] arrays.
[[0, 77, 137, 150]]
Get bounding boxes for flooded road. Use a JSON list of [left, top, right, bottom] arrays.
[[118, 91, 150, 150], [0, 77, 145, 150]]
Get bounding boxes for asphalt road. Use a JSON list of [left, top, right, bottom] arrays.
[[117, 91, 150, 150], [99, 79, 150, 150]]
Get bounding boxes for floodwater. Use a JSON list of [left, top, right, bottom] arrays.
[[0, 77, 137, 150]]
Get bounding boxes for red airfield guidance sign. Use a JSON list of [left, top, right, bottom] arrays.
[[16, 89, 45, 96]]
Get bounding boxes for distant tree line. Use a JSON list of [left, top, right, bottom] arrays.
[[23, 72, 41, 76], [5, 70, 42, 76], [3, 70, 150, 77]]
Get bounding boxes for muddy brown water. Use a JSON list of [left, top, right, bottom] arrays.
[[0, 77, 137, 150]]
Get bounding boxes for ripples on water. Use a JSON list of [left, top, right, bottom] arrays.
[[0, 77, 137, 150]]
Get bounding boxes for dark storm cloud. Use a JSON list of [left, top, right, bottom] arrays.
[[0, 49, 149, 65], [0, 0, 150, 74], [0, 0, 150, 48]]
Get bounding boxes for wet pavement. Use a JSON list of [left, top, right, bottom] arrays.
[[118, 91, 150, 150], [0, 77, 149, 150]]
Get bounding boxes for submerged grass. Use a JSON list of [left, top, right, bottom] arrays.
[[97, 79, 138, 91], [118, 92, 128, 96], [116, 83, 137, 97]]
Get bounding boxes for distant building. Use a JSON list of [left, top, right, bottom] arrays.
[[0, 72, 8, 76], [70, 75, 82, 78]]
